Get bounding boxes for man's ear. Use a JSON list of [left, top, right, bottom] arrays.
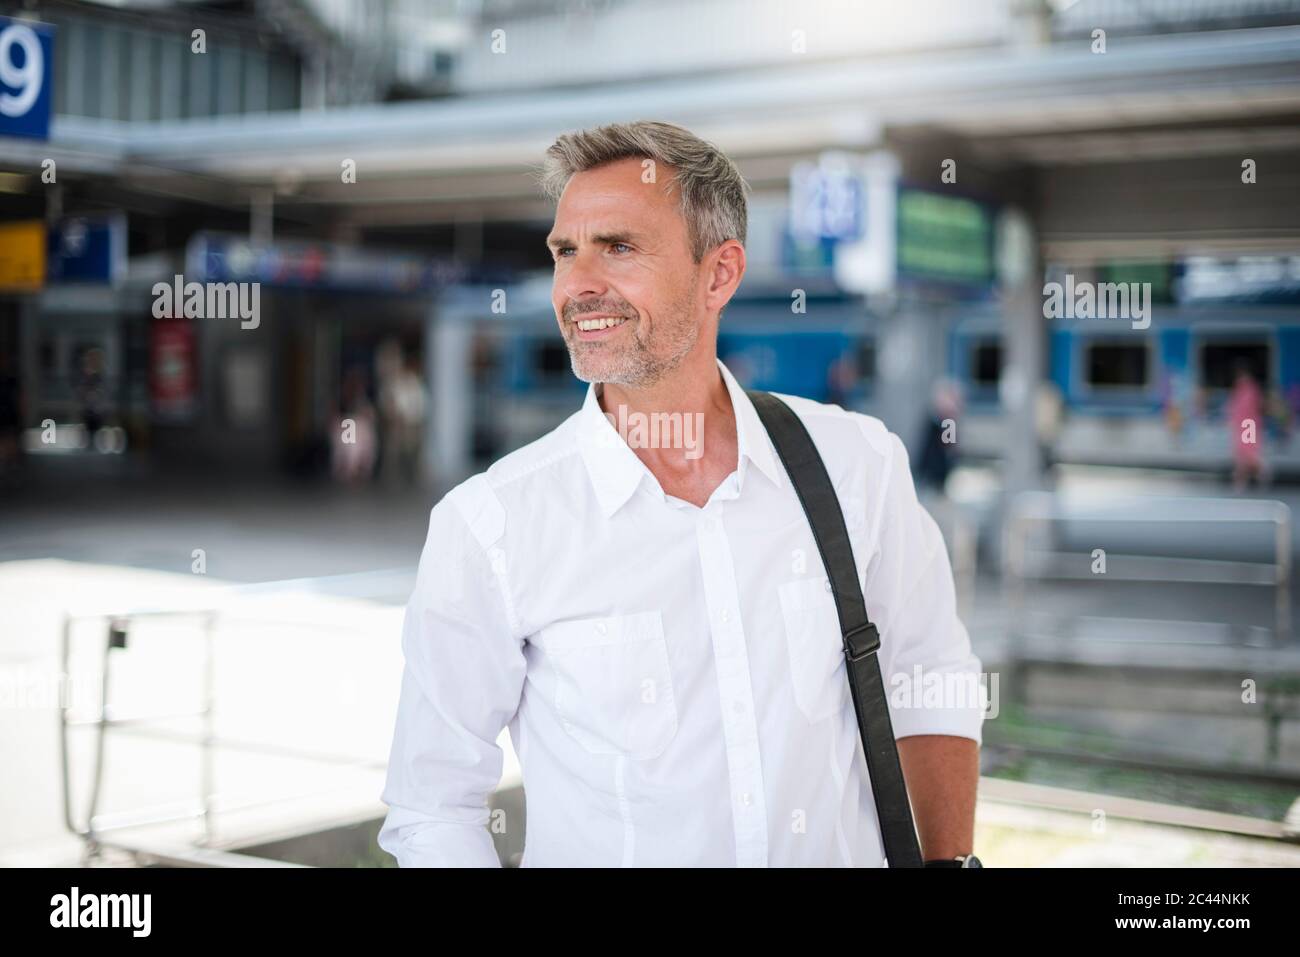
[[704, 240, 746, 316]]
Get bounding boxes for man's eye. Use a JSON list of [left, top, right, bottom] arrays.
[[610, 242, 632, 254], [554, 247, 574, 259]]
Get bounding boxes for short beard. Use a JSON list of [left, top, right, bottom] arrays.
[[564, 285, 699, 389]]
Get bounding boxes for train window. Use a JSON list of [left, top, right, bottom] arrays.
[[1199, 340, 1271, 391], [971, 340, 1001, 387], [1085, 342, 1149, 389], [534, 340, 571, 381]]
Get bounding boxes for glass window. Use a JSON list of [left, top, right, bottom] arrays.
[[1200, 340, 1271, 391], [1085, 342, 1149, 389], [971, 339, 1001, 387], [533, 340, 570, 383]]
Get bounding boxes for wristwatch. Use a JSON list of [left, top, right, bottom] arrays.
[[923, 854, 982, 868]]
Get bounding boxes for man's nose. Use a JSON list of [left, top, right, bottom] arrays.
[[558, 248, 608, 304]]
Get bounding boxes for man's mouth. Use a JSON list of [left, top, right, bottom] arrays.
[[570, 315, 632, 339]]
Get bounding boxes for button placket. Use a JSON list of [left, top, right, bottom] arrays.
[[695, 506, 769, 867]]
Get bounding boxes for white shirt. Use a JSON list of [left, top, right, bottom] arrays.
[[378, 358, 983, 867]]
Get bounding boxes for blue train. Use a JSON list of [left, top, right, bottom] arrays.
[[470, 283, 1300, 475], [952, 304, 1300, 473], [475, 287, 876, 459]]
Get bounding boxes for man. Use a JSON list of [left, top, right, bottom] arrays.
[[379, 121, 983, 867]]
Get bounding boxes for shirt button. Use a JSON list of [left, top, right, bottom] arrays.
[[733, 700, 744, 714], [741, 792, 753, 807], [721, 609, 730, 623], [824, 580, 833, 592], [595, 621, 607, 635]]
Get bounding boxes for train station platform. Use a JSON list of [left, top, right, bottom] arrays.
[[2, 459, 1298, 866]]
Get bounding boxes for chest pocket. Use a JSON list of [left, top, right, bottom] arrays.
[[778, 576, 850, 723], [534, 610, 678, 759]]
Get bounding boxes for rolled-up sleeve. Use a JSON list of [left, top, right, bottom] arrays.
[[863, 430, 985, 745], [377, 493, 526, 867]]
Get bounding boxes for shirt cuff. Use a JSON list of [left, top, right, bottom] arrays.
[[377, 808, 503, 867]]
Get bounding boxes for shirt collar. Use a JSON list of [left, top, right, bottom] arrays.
[[576, 357, 785, 518]]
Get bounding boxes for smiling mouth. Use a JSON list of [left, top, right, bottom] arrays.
[[574, 315, 630, 332]]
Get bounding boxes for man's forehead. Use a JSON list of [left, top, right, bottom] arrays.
[[550, 162, 681, 237], [559, 160, 676, 207]]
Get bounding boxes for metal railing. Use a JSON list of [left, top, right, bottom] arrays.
[[1000, 491, 1297, 770], [57, 568, 412, 864], [1005, 492, 1292, 644]]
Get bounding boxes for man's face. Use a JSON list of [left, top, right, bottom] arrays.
[[547, 157, 702, 387]]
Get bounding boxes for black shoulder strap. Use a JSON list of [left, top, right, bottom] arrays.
[[746, 389, 923, 868]]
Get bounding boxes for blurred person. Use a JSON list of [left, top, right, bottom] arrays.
[[1160, 370, 1185, 440], [1227, 361, 1264, 492], [75, 346, 109, 442], [915, 378, 962, 492], [1163, 386, 1180, 437], [826, 352, 856, 408], [378, 348, 427, 487], [1034, 380, 1063, 478], [331, 367, 377, 485], [396, 355, 429, 484], [379, 121, 982, 868]]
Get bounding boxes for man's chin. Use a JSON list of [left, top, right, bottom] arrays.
[[567, 347, 626, 386], [572, 365, 625, 386]]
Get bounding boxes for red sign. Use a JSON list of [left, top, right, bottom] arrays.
[[151, 318, 196, 420]]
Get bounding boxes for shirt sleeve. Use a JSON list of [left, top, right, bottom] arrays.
[[862, 430, 985, 745], [377, 492, 527, 866]]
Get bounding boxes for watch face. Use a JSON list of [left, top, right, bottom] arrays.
[[962, 855, 983, 868]]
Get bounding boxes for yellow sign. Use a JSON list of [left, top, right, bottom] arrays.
[[0, 220, 46, 292]]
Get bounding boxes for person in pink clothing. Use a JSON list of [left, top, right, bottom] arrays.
[[1227, 361, 1264, 492]]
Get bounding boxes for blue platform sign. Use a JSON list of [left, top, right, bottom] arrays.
[[0, 17, 54, 141], [789, 155, 864, 243], [47, 214, 127, 285]]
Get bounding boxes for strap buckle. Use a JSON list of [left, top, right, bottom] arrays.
[[843, 622, 880, 662]]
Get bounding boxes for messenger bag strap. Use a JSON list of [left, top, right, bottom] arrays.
[[746, 389, 923, 868]]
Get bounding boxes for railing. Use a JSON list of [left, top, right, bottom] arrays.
[[57, 568, 413, 864], [1000, 491, 1297, 771], [1005, 492, 1291, 644]]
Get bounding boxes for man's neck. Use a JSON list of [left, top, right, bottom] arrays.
[[597, 351, 739, 508]]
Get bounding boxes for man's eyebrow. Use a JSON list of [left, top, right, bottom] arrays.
[[546, 231, 644, 250]]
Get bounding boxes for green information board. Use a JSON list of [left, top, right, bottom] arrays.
[[896, 189, 993, 286]]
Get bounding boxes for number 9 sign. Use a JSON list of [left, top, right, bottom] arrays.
[[0, 16, 54, 141]]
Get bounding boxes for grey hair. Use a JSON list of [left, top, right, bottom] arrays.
[[539, 120, 749, 263]]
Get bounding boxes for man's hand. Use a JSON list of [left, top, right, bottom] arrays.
[[896, 734, 979, 860]]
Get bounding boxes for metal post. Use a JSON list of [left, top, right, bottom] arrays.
[[431, 301, 473, 488], [201, 612, 218, 845], [58, 613, 77, 836], [83, 619, 125, 854], [1277, 506, 1292, 644]]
